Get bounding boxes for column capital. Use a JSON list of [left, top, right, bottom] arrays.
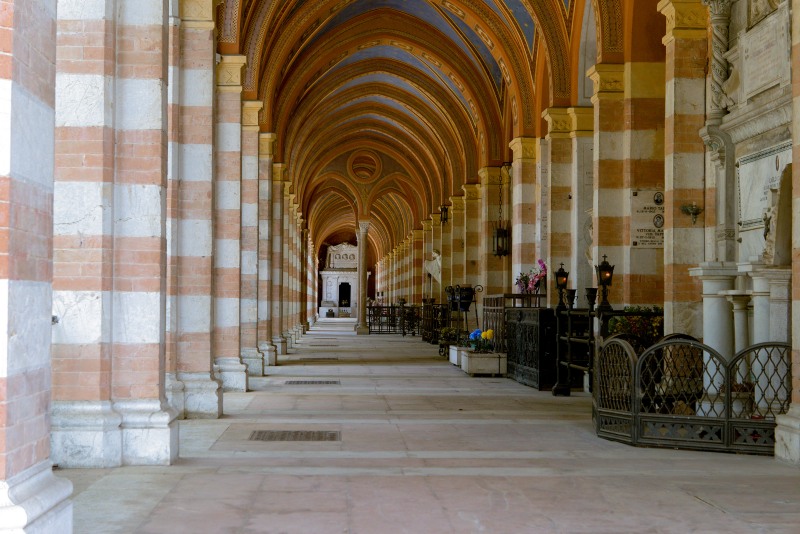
[[358, 220, 370, 233], [478, 166, 502, 186], [567, 107, 594, 137], [421, 219, 433, 232], [217, 55, 247, 91], [658, 0, 708, 44], [462, 183, 481, 200], [273, 162, 287, 182], [508, 137, 538, 160], [450, 196, 465, 211], [541, 107, 572, 139], [180, 0, 224, 28], [412, 229, 425, 240], [259, 132, 277, 158], [587, 63, 625, 103], [430, 213, 442, 226], [242, 101, 263, 130]]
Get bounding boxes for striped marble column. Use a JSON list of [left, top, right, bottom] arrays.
[[441, 215, 452, 289], [774, 0, 800, 465], [479, 167, 508, 300], [568, 108, 595, 306], [271, 164, 287, 355], [449, 196, 466, 285], [240, 101, 263, 376], [623, 61, 666, 306], [258, 134, 277, 364], [213, 55, 247, 391], [542, 109, 573, 306], [658, 0, 706, 335], [412, 230, 424, 303], [509, 137, 538, 283], [111, 0, 177, 465], [170, 0, 221, 419], [421, 220, 434, 300], [462, 184, 482, 291], [51, 0, 121, 467], [281, 189, 292, 346], [0, 0, 73, 528], [588, 63, 625, 305], [355, 221, 370, 335], [535, 139, 549, 270]]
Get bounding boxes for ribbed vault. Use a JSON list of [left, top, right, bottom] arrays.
[[216, 0, 602, 263]]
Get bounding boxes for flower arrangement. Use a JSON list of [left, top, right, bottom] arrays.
[[468, 328, 494, 353], [438, 326, 458, 345], [607, 306, 664, 347], [515, 259, 547, 294]]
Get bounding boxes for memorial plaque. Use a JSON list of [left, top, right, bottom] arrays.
[[736, 142, 791, 231], [631, 190, 664, 248], [742, 3, 790, 100]]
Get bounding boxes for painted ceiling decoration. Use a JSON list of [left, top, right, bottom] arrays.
[[216, 0, 619, 263]]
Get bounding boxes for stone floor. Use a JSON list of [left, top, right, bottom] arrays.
[[61, 319, 800, 533]]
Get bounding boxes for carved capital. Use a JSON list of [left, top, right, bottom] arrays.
[[259, 132, 277, 158], [449, 196, 465, 211], [658, 0, 708, 43], [358, 220, 370, 234], [587, 63, 624, 103], [462, 183, 481, 200], [242, 101, 263, 129], [541, 107, 571, 139], [568, 107, 594, 136], [273, 162, 287, 182], [180, 0, 223, 27], [702, 0, 732, 18], [421, 220, 433, 231], [412, 229, 425, 240], [508, 137, 538, 160], [217, 55, 247, 88]]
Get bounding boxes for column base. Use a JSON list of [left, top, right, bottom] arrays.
[[178, 372, 222, 418], [282, 331, 294, 349], [50, 401, 122, 468], [259, 341, 277, 366], [113, 399, 179, 465], [775, 406, 800, 464], [165, 372, 186, 419], [273, 335, 287, 356], [214, 357, 248, 392], [355, 324, 369, 335], [241, 347, 264, 376], [0, 461, 72, 534]]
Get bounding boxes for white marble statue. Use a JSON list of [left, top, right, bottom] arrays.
[[424, 249, 442, 284]]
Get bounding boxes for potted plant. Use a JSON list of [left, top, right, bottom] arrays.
[[438, 326, 458, 357]]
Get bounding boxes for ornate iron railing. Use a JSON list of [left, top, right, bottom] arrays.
[[367, 305, 421, 336], [421, 302, 449, 344], [595, 337, 792, 455], [482, 293, 546, 353], [504, 307, 557, 390]]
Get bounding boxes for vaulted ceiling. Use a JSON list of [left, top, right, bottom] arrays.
[[215, 0, 618, 265]]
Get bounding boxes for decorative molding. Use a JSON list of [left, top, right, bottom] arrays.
[[658, 0, 708, 43], [508, 137, 538, 160], [542, 107, 572, 139], [462, 184, 482, 200], [587, 63, 624, 102], [568, 107, 594, 135], [180, 0, 223, 24], [242, 101, 263, 129], [450, 196, 466, 210], [719, 90, 791, 144], [259, 132, 277, 157], [358, 220, 370, 233]]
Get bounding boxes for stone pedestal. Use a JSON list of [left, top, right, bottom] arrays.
[[775, 407, 800, 464], [259, 341, 277, 366], [273, 335, 287, 356], [50, 401, 122, 468], [460, 352, 507, 376], [178, 372, 222, 418], [165, 372, 186, 419], [0, 461, 73, 533], [241, 347, 264, 376], [723, 291, 751, 353], [113, 400, 178, 465], [214, 357, 248, 391]]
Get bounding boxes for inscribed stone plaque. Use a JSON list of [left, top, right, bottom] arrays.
[[741, 3, 790, 100], [631, 190, 665, 248], [736, 142, 791, 231]]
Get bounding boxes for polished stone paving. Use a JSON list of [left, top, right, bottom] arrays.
[[61, 320, 800, 533]]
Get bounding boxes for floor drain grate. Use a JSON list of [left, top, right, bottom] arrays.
[[249, 430, 341, 442], [284, 380, 340, 385], [299, 356, 339, 360], [308, 344, 339, 347]]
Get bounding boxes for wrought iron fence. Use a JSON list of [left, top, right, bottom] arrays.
[[367, 305, 421, 336], [421, 302, 449, 344], [595, 337, 792, 455], [482, 293, 546, 353], [504, 307, 556, 390]]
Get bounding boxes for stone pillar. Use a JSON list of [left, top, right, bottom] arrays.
[[169, 0, 222, 420], [257, 133, 277, 365], [587, 64, 625, 306], [421, 220, 434, 299], [462, 184, 482, 291], [480, 167, 507, 299], [658, 0, 707, 336], [52, 0, 122, 466], [775, 0, 800, 463], [213, 55, 247, 391], [0, 0, 73, 529], [542, 109, 572, 304], [271, 164, 287, 355], [725, 293, 750, 353], [240, 101, 263, 376], [412, 229, 425, 303], [299, 226, 309, 332], [766, 270, 792, 343], [356, 221, 370, 335], [441, 218, 452, 289], [281, 189, 293, 346], [431, 213, 443, 301], [689, 263, 738, 395], [509, 137, 538, 284], [450, 197, 466, 286], [568, 108, 595, 306]]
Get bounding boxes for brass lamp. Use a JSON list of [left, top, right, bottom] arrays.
[[595, 254, 615, 311], [555, 263, 569, 309]]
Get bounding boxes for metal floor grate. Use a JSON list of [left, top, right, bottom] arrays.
[[249, 430, 341, 442], [284, 380, 340, 385], [299, 356, 339, 360]]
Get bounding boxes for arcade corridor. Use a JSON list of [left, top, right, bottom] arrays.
[[62, 322, 800, 533]]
